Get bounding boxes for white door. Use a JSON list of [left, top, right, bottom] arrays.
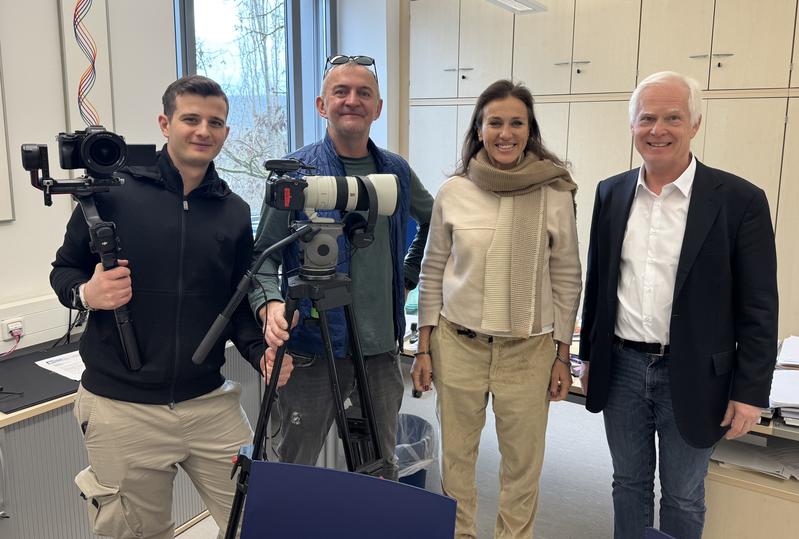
[[637, 0, 714, 88], [535, 102, 570, 163], [409, 105, 459, 195], [512, 0, 575, 95], [571, 0, 641, 93], [409, 0, 460, 98], [709, 0, 797, 89], [457, 0, 514, 97], [566, 101, 633, 277], [702, 98, 788, 224]]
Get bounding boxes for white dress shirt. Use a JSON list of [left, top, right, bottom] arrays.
[[615, 156, 696, 345]]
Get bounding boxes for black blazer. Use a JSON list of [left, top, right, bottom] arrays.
[[580, 160, 778, 448]]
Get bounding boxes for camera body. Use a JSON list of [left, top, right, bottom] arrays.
[[58, 126, 132, 178]]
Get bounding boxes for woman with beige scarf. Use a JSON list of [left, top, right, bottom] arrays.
[[412, 80, 582, 538]]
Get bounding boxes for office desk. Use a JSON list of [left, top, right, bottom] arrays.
[[0, 345, 263, 539]]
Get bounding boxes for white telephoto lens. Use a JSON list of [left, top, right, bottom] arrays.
[[303, 174, 398, 216]]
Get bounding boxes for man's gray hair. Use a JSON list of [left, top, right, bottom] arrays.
[[629, 71, 703, 127]]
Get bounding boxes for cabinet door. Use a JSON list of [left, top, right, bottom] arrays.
[[638, 0, 714, 88], [458, 0, 514, 97], [709, 0, 797, 89], [702, 98, 787, 224], [409, 0, 460, 98], [776, 99, 799, 338], [566, 101, 633, 275], [409, 105, 459, 195], [571, 0, 641, 93], [512, 0, 575, 95], [534, 102, 570, 163], [455, 104, 476, 168]]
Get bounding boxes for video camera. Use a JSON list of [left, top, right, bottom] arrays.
[[21, 125, 156, 205], [262, 158, 399, 278]]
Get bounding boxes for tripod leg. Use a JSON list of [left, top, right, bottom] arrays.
[[344, 303, 383, 462], [317, 306, 357, 472], [223, 297, 298, 539]]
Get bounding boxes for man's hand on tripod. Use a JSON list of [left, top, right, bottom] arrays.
[[259, 300, 299, 349], [261, 347, 294, 387], [83, 260, 132, 310]]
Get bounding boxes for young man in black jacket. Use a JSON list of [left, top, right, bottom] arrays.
[[50, 75, 284, 539]]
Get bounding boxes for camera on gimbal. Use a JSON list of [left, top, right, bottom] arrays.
[[21, 125, 156, 206]]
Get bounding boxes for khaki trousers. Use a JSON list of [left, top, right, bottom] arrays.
[[431, 316, 553, 539], [73, 381, 253, 539]]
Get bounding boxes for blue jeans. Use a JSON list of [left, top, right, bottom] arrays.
[[602, 343, 715, 539], [274, 349, 404, 480]]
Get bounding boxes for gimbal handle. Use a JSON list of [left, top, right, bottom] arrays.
[[76, 194, 142, 372]]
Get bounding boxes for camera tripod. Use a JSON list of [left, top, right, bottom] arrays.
[[190, 222, 385, 539]]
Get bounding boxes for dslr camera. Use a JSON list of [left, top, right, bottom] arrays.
[[21, 125, 156, 206], [56, 125, 154, 179]]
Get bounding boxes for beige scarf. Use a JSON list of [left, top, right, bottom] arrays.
[[468, 149, 576, 337]]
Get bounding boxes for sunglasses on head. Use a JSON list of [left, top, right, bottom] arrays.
[[324, 55, 378, 82]]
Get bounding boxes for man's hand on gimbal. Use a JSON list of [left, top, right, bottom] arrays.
[[259, 300, 299, 350], [83, 259, 132, 310]]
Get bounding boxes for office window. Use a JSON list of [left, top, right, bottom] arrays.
[[177, 0, 333, 222]]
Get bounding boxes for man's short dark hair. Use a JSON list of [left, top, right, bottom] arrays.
[[162, 75, 229, 118]]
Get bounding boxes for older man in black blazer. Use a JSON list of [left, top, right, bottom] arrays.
[[579, 71, 778, 539]]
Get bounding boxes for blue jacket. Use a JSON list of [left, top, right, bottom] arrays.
[[282, 134, 411, 358]]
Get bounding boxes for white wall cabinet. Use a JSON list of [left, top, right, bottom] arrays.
[[701, 98, 787, 224], [639, 0, 796, 90], [409, 0, 459, 98], [709, 0, 797, 90], [638, 0, 715, 86], [570, 0, 641, 94], [513, 0, 640, 95], [409, 0, 512, 99], [565, 101, 633, 274], [409, 105, 458, 195], [458, 0, 513, 97], [512, 0, 575, 95]]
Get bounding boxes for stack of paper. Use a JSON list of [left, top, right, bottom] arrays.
[[777, 335, 799, 369], [712, 439, 793, 480], [770, 369, 799, 426]]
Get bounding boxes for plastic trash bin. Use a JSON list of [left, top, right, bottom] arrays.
[[396, 413, 436, 489]]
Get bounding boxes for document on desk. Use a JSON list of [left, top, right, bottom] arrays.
[[711, 440, 791, 480], [769, 369, 799, 409], [35, 350, 85, 381], [778, 335, 799, 368]]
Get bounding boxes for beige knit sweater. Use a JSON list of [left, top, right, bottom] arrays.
[[417, 175, 582, 344]]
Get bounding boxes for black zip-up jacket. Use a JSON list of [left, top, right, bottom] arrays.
[[50, 148, 264, 404]]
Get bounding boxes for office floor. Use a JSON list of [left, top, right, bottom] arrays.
[[179, 365, 663, 539]]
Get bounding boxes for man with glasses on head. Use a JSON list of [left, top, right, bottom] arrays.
[[248, 54, 434, 479]]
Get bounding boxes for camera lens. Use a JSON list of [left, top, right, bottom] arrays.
[[81, 131, 127, 176], [89, 138, 122, 167]]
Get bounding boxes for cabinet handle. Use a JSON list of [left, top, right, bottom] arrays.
[[554, 61, 571, 66], [688, 54, 709, 59], [443, 68, 458, 72], [459, 67, 474, 71], [461, 75, 467, 79], [711, 53, 734, 58], [573, 60, 591, 65]]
